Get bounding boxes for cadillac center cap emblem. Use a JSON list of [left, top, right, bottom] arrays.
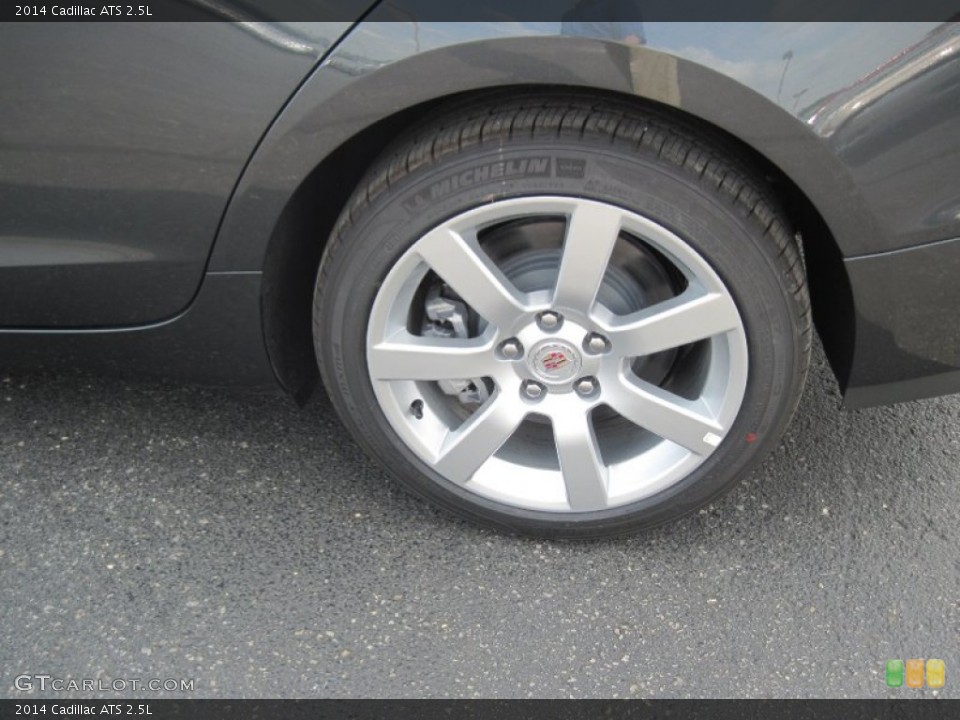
[[530, 341, 582, 383]]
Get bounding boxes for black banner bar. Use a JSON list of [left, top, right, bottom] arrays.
[[4, 0, 960, 22], [1, 700, 960, 720]]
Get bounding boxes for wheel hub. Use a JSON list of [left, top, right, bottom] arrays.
[[528, 339, 582, 385]]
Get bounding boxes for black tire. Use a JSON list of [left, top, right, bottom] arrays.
[[314, 94, 810, 538]]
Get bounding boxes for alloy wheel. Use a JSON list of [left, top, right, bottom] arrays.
[[366, 196, 749, 513]]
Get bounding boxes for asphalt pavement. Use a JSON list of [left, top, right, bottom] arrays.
[[1, 342, 957, 699]]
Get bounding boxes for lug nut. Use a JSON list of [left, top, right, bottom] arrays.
[[500, 338, 523, 360], [521, 381, 545, 400], [585, 333, 610, 355], [498, 338, 523, 360], [575, 377, 598, 397], [537, 311, 562, 331]]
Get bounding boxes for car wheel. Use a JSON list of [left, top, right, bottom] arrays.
[[315, 95, 810, 538]]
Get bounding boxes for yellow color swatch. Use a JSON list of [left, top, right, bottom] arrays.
[[926, 659, 945, 688]]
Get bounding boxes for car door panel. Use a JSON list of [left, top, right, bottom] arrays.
[[0, 18, 368, 327]]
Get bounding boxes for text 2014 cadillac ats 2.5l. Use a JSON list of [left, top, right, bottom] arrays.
[[2, 11, 959, 537]]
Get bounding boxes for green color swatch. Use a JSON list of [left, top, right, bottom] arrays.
[[886, 659, 904, 687]]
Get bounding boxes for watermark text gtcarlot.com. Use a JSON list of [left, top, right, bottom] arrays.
[[15, 675, 195, 693]]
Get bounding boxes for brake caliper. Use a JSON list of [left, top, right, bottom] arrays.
[[421, 285, 490, 407]]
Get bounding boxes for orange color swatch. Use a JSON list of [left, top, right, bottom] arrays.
[[905, 659, 925, 688]]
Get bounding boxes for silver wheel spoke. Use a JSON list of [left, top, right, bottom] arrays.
[[553, 202, 623, 312], [369, 333, 495, 381], [605, 289, 741, 357], [434, 395, 525, 484], [607, 375, 724, 455], [554, 410, 609, 511], [416, 226, 527, 329]]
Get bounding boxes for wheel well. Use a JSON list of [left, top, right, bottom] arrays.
[[261, 85, 855, 401]]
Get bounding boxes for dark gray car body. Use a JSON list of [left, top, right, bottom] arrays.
[[2, 12, 959, 410]]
